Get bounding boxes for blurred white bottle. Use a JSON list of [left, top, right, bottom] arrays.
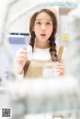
[[26, 45, 32, 60]]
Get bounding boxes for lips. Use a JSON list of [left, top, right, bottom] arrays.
[[41, 34, 46, 36]]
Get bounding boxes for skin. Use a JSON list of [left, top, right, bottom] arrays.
[[34, 12, 53, 48], [16, 11, 64, 76]]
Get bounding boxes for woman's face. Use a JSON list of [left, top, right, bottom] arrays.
[[34, 11, 53, 42]]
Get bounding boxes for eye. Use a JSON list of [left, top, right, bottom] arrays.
[[35, 21, 41, 25], [46, 22, 51, 25]]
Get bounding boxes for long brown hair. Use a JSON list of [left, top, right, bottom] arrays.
[[29, 9, 58, 61]]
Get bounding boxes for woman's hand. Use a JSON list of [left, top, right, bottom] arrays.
[[55, 62, 64, 76], [16, 48, 28, 74]]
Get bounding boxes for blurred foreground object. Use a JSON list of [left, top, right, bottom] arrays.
[[7, 77, 80, 119], [68, 7, 80, 81]]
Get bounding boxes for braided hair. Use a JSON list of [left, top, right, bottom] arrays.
[[29, 9, 58, 61]]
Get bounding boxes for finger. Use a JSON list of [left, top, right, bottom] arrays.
[[20, 50, 27, 54], [56, 63, 63, 66], [17, 52, 28, 60], [16, 48, 27, 56], [17, 56, 26, 61], [56, 69, 64, 76], [55, 63, 64, 69]]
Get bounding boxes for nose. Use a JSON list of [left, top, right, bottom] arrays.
[[41, 24, 46, 31]]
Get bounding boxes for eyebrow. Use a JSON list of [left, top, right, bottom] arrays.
[[35, 19, 52, 21]]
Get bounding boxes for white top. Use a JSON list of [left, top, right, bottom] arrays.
[[16, 45, 68, 61], [16, 45, 69, 78], [32, 48, 51, 60], [32, 46, 68, 62]]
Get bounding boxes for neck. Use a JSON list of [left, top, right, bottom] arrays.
[[35, 40, 49, 49]]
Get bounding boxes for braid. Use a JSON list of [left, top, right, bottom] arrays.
[[29, 31, 35, 50], [49, 36, 58, 61]]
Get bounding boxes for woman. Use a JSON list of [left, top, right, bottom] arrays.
[[16, 9, 68, 78]]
